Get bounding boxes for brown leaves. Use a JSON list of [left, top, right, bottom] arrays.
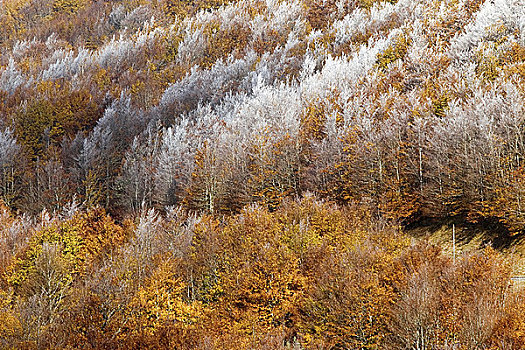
[[0, 198, 524, 348]]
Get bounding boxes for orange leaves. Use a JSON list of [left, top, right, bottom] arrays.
[[380, 180, 422, 223], [298, 210, 405, 349], [72, 207, 128, 260], [219, 207, 306, 330], [185, 197, 388, 345], [251, 28, 284, 55], [0, 197, 524, 348], [491, 291, 525, 348], [389, 244, 516, 349]]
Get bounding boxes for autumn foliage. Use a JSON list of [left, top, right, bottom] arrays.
[[3, 0, 525, 347], [0, 198, 524, 348]]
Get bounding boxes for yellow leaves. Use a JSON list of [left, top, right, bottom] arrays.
[[505, 42, 525, 65], [1, 196, 522, 347], [294, 200, 362, 251], [130, 259, 203, 335], [189, 202, 308, 335], [300, 251, 394, 348], [293, 199, 409, 348], [7, 225, 77, 289], [0, 311, 21, 340], [300, 101, 327, 142], [94, 68, 111, 91], [476, 47, 502, 82], [14, 83, 100, 162], [82, 170, 104, 208], [52, 0, 87, 14], [432, 93, 450, 118], [7, 208, 125, 290], [0, 0, 28, 43], [376, 33, 410, 71], [129, 81, 146, 95], [0, 290, 22, 344], [201, 23, 251, 69], [199, 198, 393, 342], [164, 0, 232, 19]]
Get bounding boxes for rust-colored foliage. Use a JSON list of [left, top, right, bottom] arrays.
[[4, 0, 525, 347], [0, 198, 523, 348]]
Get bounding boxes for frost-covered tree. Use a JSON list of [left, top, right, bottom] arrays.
[[0, 128, 22, 207], [120, 126, 161, 212], [77, 94, 146, 208]]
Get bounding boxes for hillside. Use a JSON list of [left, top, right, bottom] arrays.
[[2, 0, 525, 348], [0, 0, 524, 227]]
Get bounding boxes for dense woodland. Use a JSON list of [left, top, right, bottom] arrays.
[[2, 0, 525, 347]]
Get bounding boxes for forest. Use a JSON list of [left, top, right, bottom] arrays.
[[2, 0, 525, 347]]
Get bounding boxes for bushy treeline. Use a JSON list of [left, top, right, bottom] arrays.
[[1, 196, 525, 349], [0, 0, 525, 232]]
